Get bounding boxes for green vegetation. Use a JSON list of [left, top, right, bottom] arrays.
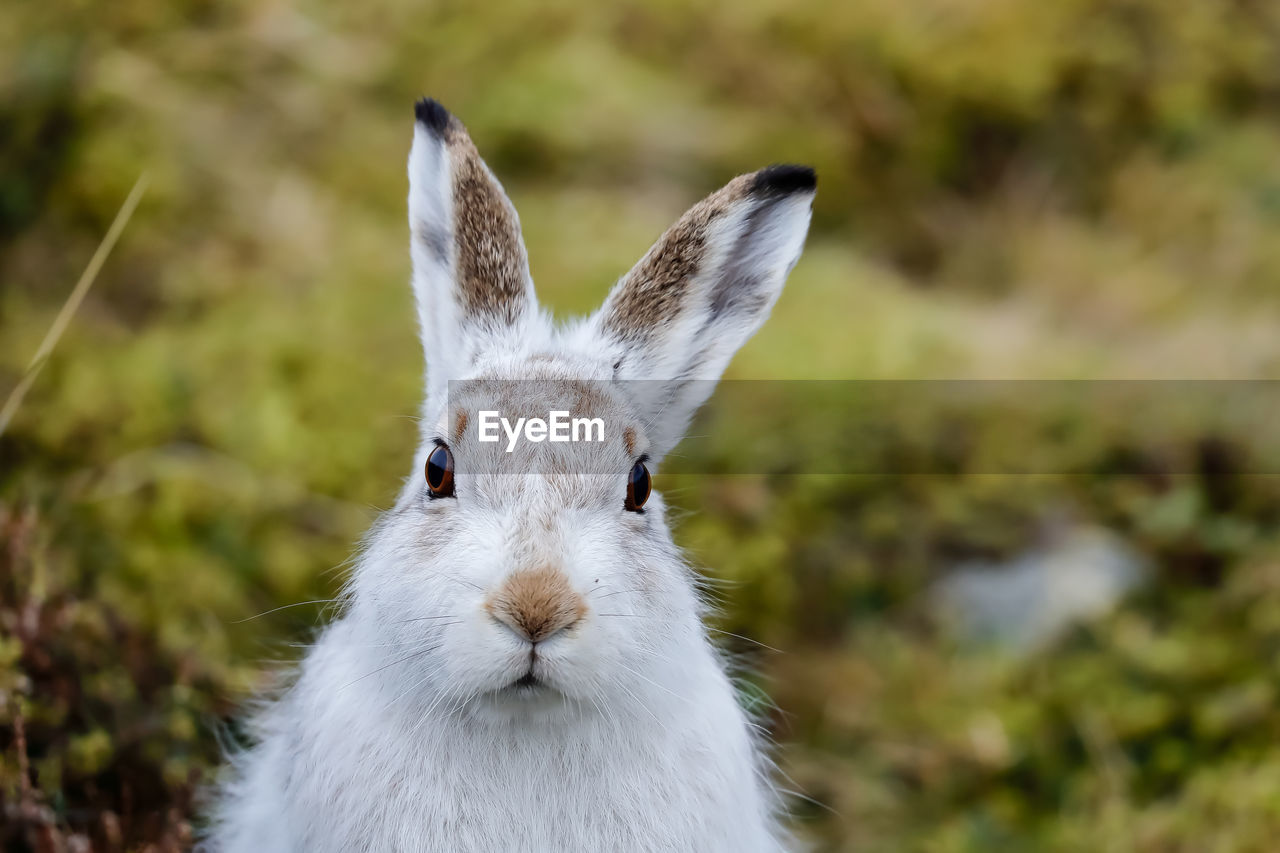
[[4, 0, 1280, 849]]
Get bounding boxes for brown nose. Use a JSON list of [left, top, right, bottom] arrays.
[[485, 566, 587, 643]]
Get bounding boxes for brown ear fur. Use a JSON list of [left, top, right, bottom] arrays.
[[601, 175, 752, 344], [415, 98, 531, 328], [598, 164, 815, 346]]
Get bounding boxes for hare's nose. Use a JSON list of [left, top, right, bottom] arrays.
[[484, 566, 586, 643]]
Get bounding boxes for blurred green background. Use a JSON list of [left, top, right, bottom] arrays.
[[6, 0, 1280, 849]]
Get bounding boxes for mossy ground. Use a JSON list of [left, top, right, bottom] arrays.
[[5, 1, 1280, 849]]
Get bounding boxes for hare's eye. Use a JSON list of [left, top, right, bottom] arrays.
[[425, 444, 455, 498], [625, 461, 650, 512]]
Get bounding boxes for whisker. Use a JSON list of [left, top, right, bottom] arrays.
[[390, 614, 463, 624], [378, 658, 451, 715], [778, 787, 842, 818], [707, 628, 784, 654], [607, 677, 663, 726], [232, 599, 343, 623], [585, 588, 649, 601], [337, 644, 441, 692], [612, 660, 691, 706], [339, 636, 455, 649], [406, 678, 462, 739], [593, 612, 779, 654], [586, 691, 607, 720], [437, 573, 483, 592]]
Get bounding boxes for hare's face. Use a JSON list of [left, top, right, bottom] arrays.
[[357, 361, 702, 717], [347, 99, 814, 718]]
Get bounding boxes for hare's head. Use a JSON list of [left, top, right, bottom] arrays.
[[349, 99, 814, 720]]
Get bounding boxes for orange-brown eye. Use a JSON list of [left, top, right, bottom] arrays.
[[625, 461, 650, 511], [425, 444, 455, 498]]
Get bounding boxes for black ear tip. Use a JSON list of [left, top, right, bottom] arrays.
[[414, 97, 453, 136], [753, 164, 817, 196]]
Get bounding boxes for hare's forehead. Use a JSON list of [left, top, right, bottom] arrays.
[[436, 371, 648, 462]]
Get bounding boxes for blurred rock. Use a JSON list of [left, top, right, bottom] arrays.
[[933, 527, 1149, 653]]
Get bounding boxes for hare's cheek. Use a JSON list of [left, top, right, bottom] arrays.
[[622, 496, 663, 536], [420, 487, 459, 513]]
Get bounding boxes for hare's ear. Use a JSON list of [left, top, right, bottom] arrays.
[[408, 98, 538, 410], [587, 166, 815, 460]]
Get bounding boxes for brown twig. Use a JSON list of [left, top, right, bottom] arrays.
[[13, 700, 32, 810]]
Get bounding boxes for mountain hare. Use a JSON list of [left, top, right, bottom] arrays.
[[207, 98, 815, 852]]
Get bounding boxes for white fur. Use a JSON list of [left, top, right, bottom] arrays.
[[205, 113, 814, 852]]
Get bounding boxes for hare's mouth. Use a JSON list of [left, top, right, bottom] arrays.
[[475, 669, 569, 719], [500, 669, 559, 699]]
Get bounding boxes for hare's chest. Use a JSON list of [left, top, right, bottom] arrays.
[[287, 710, 773, 852], [378, 730, 723, 850]]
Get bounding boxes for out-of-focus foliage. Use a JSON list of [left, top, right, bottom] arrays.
[[4, 0, 1280, 849]]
